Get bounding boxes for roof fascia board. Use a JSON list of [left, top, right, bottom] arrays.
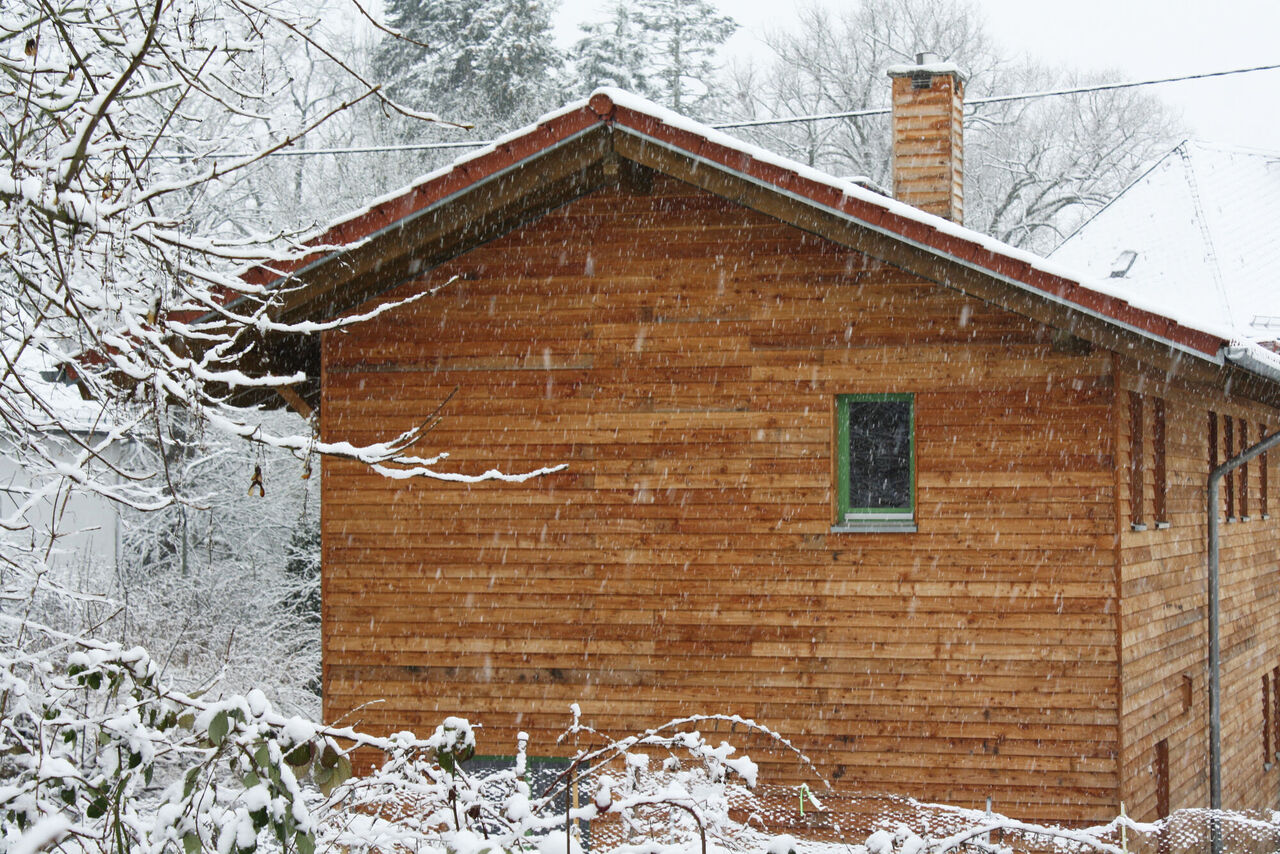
[[296, 122, 607, 280], [278, 164, 611, 325], [610, 122, 1222, 367]]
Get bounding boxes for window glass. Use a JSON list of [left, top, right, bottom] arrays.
[[838, 394, 914, 521]]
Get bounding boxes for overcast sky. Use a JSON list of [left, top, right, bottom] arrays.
[[553, 0, 1280, 151]]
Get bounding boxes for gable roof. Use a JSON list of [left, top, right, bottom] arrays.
[[1051, 140, 1280, 347], [242, 89, 1280, 408]]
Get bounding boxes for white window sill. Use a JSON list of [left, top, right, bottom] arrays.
[[832, 521, 917, 533]]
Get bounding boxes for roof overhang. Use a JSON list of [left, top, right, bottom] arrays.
[[231, 90, 1280, 411]]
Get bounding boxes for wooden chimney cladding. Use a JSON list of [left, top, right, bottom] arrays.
[[320, 176, 1122, 824], [889, 63, 964, 223]]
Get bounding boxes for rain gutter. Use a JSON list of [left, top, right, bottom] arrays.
[[1224, 344, 1280, 385], [609, 123, 1226, 366], [1206, 427, 1280, 854]]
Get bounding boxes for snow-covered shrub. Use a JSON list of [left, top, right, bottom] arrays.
[[0, 639, 364, 854]]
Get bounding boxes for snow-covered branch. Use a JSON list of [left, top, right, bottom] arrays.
[[0, 5, 570, 848]]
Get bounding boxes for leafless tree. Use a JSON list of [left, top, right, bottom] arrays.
[[725, 0, 1180, 251]]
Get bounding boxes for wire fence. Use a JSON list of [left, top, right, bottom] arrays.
[[337, 722, 1280, 854], [559, 784, 1280, 854]]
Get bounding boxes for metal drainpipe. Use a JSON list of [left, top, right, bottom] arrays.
[[1206, 427, 1280, 854]]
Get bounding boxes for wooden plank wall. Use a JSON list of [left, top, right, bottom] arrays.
[[1116, 367, 1280, 819], [320, 176, 1122, 823]]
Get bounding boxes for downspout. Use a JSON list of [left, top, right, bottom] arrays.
[[1206, 426, 1280, 850]]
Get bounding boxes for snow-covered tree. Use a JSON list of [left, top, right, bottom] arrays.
[[727, 0, 1179, 250], [0, 0, 513, 669], [571, 0, 737, 115], [0, 0, 562, 850], [106, 409, 322, 716], [571, 5, 653, 97], [194, 12, 379, 235], [964, 65, 1178, 248], [372, 0, 564, 132]]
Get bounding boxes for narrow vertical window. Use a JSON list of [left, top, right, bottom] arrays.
[[1266, 673, 1273, 767], [1153, 398, 1167, 526], [1155, 738, 1170, 818], [835, 394, 915, 530], [1129, 392, 1145, 529], [1240, 419, 1249, 519], [1209, 411, 1219, 468], [1261, 422, 1270, 518], [1225, 416, 1236, 521], [1273, 665, 1280, 760]]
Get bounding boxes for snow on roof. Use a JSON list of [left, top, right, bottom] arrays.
[[595, 88, 1239, 343], [885, 61, 965, 79], [255, 89, 1280, 384], [1051, 140, 1280, 346], [7, 346, 115, 434]]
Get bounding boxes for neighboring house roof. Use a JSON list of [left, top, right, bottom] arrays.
[[1051, 140, 1280, 347], [242, 90, 1280, 405], [13, 348, 114, 435]]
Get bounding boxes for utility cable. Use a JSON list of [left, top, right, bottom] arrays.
[[714, 62, 1280, 128], [150, 61, 1280, 158]]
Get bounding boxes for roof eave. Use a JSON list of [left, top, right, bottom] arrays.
[[223, 90, 1279, 410], [608, 119, 1225, 367]]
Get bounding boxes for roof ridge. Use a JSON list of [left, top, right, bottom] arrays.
[[1182, 138, 1280, 159]]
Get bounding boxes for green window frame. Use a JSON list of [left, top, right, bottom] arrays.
[[834, 393, 916, 532]]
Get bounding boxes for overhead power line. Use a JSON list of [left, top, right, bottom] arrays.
[[154, 61, 1280, 159], [714, 61, 1280, 129], [151, 138, 486, 160]]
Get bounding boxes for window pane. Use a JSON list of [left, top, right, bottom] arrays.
[[847, 399, 911, 510]]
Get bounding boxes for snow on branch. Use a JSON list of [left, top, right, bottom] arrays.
[[0, 0, 563, 553], [0, 11, 568, 832]]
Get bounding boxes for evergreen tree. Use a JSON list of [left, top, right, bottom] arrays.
[[571, 5, 653, 98], [572, 0, 737, 115], [281, 510, 321, 697], [634, 0, 737, 114], [373, 0, 564, 131]]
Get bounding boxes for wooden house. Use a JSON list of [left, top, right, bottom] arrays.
[[247, 62, 1280, 824]]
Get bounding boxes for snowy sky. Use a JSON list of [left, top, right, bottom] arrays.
[[553, 0, 1280, 151]]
